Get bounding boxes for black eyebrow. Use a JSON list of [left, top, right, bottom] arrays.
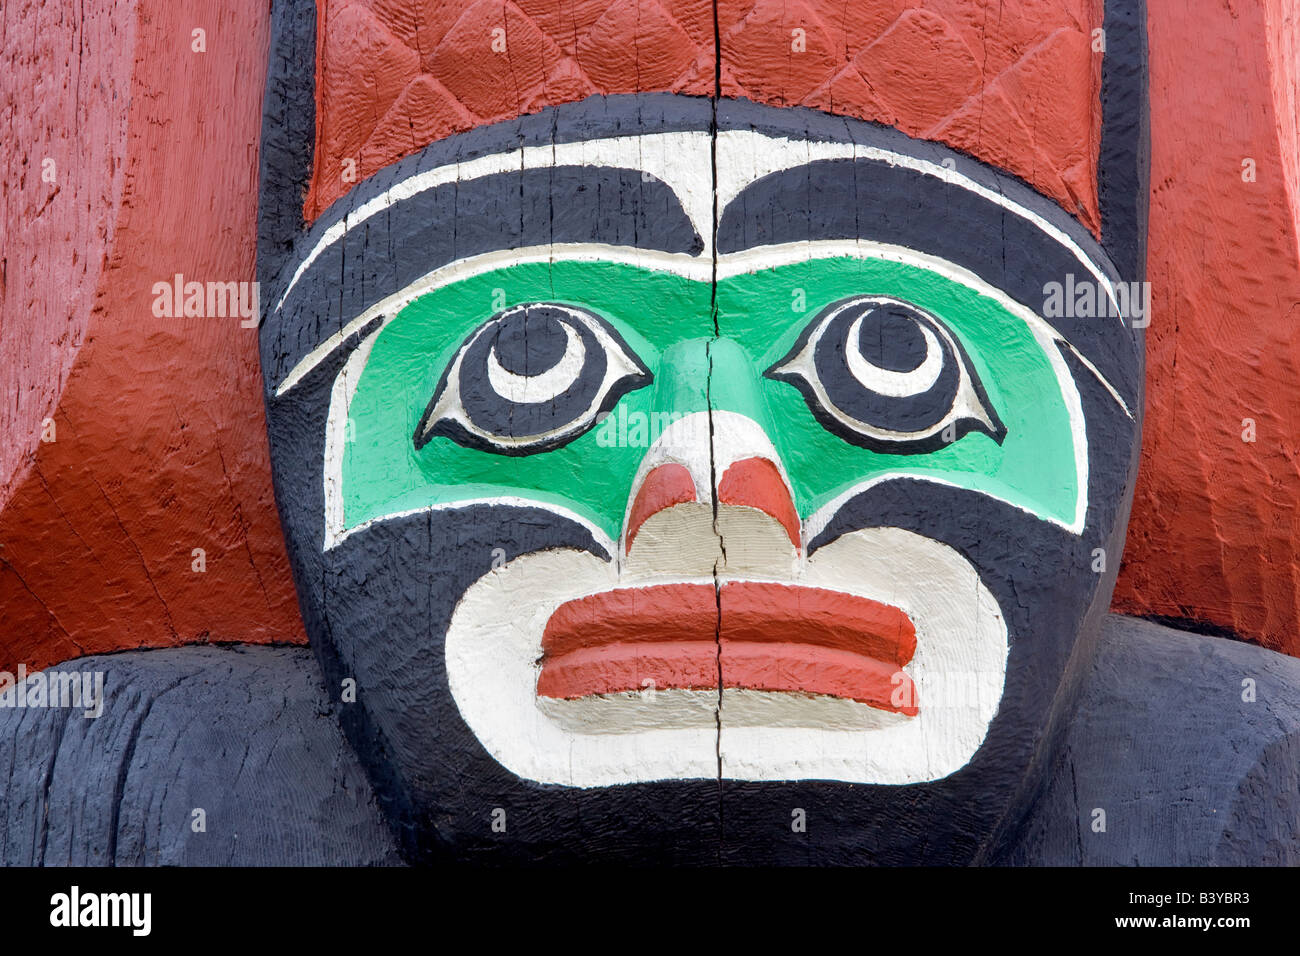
[[718, 157, 1140, 414], [263, 166, 703, 389]]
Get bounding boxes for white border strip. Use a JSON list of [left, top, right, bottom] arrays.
[[273, 131, 715, 316], [271, 127, 1124, 369]]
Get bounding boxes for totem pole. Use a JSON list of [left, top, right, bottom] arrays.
[[2, 0, 1298, 866]]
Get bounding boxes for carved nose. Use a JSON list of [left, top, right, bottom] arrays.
[[620, 410, 802, 578], [718, 457, 801, 550]]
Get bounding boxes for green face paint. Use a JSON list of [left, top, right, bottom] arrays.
[[340, 255, 1078, 541], [718, 257, 1077, 528]]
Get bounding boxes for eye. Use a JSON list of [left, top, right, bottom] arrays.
[[766, 296, 1005, 453], [415, 302, 651, 455]]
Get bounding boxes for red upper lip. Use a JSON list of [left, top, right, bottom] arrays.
[[537, 581, 919, 715]]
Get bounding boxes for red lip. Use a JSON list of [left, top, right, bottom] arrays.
[[537, 581, 919, 715]]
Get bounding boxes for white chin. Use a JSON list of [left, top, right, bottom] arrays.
[[444, 526, 1008, 787]]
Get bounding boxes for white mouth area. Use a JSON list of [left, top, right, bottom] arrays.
[[444, 526, 1008, 787]]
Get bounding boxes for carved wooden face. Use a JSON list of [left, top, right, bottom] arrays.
[[260, 96, 1143, 863]]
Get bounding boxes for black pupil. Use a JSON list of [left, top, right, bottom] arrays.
[[493, 306, 569, 376], [856, 303, 927, 372]]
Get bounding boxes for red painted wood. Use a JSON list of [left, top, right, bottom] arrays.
[[539, 580, 917, 711], [537, 638, 917, 713], [718, 457, 801, 549], [625, 462, 697, 550], [0, 0, 306, 672], [0, 0, 127, 516], [1111, 0, 1300, 654], [304, 0, 1104, 232]]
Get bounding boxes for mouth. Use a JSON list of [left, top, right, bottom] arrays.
[[443, 526, 1008, 787], [537, 581, 919, 715]]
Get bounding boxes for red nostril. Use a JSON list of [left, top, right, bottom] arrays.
[[718, 457, 801, 550], [625, 463, 697, 551]]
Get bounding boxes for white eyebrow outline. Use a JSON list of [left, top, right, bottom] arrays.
[[269, 129, 1129, 382], [713, 128, 1124, 319]]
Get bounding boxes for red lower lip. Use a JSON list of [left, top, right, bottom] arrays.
[[537, 582, 918, 715]]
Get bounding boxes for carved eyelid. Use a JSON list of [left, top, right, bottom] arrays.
[[765, 296, 1006, 453], [413, 302, 652, 456]]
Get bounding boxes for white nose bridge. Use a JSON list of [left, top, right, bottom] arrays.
[[624, 411, 715, 508], [708, 410, 793, 489]]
